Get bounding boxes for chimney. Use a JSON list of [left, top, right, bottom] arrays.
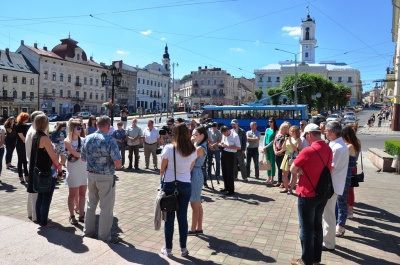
[[43, 46, 47, 51], [198, 66, 201, 70], [34, 43, 38, 49], [205, 66, 207, 70], [90, 56, 93, 61], [21, 40, 24, 46], [386, 67, 390, 74], [5, 48, 9, 55]]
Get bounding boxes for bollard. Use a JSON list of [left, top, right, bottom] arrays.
[[392, 155, 400, 174]]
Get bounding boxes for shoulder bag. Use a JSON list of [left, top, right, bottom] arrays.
[[351, 151, 364, 187], [259, 153, 272, 171], [159, 146, 179, 212], [32, 135, 53, 193], [67, 137, 81, 163]]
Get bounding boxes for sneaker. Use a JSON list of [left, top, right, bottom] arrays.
[[187, 230, 197, 236], [160, 247, 172, 256], [290, 258, 305, 265], [336, 226, 345, 237], [196, 230, 204, 235], [180, 248, 189, 257], [348, 213, 353, 219]]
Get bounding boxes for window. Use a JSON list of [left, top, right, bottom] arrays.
[[22, 91, 26, 99], [13, 90, 17, 98], [90, 78, 93, 85], [347, 77, 352, 83], [147, 80, 149, 85], [52, 72, 56, 81], [276, 77, 280, 82], [208, 80, 210, 85], [84, 92, 87, 100], [3, 74, 7, 82], [338, 77, 342, 83], [13, 76, 17, 83], [60, 73, 63, 82], [96, 93, 98, 100], [30, 92, 34, 100], [267, 77, 271, 82], [96, 79, 99, 86], [68, 90, 71, 97], [142, 79, 145, 84], [76, 76, 80, 85], [77, 54, 80, 60], [305, 27, 310, 40], [90, 92, 93, 99], [151, 80, 153, 86], [214, 79, 217, 85], [17, 64, 24, 69], [60, 90, 63, 97], [101, 94, 104, 100], [8, 62, 14, 67], [201, 80, 204, 85], [44, 71, 48, 80], [138, 78, 141, 83], [147, 90, 149, 95], [22, 77, 26, 84], [52, 89, 56, 97], [328, 77, 332, 80], [305, 52, 308, 58], [76, 91, 79, 97], [68, 74, 71, 82], [84, 77, 87, 85]]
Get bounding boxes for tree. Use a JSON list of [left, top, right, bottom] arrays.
[[254, 88, 263, 102], [267, 87, 284, 105]]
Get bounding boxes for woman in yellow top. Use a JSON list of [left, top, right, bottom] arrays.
[[280, 125, 301, 194]]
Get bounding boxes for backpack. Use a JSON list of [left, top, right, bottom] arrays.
[[303, 147, 334, 200]]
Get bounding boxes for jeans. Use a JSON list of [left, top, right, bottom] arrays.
[[298, 196, 328, 265], [0, 147, 4, 175], [5, 140, 15, 164], [36, 178, 56, 226], [246, 147, 259, 178], [118, 146, 126, 166], [16, 142, 28, 178], [207, 150, 220, 177], [162, 181, 191, 249]]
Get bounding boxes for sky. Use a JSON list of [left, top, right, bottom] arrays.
[[0, 0, 395, 92]]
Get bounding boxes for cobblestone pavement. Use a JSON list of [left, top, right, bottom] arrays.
[[1, 135, 400, 264]]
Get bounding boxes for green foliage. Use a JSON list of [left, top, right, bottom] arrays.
[[385, 140, 400, 156], [181, 74, 191, 80], [267, 87, 284, 105], [254, 88, 263, 101]]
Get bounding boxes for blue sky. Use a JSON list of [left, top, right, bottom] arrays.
[[0, 0, 394, 92]]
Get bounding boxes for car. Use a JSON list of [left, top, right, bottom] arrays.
[[326, 114, 342, 123], [49, 115, 65, 122], [187, 111, 198, 118], [343, 112, 356, 119], [343, 116, 358, 125], [311, 114, 326, 126], [72, 111, 91, 119], [319, 111, 329, 117], [62, 113, 73, 120]]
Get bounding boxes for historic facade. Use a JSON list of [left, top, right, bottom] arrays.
[[0, 48, 39, 117], [16, 38, 107, 115], [254, 12, 362, 107]]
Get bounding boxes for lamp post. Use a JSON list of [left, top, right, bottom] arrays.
[[101, 66, 122, 126], [275, 48, 298, 105], [168, 62, 178, 118]]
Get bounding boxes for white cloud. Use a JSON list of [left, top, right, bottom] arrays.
[[161, 37, 167, 41], [140, 30, 152, 35], [117, 50, 130, 55], [254, 40, 261, 45], [282, 26, 301, 37], [229, 47, 244, 52]]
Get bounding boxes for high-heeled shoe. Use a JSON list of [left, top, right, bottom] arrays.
[[19, 177, 25, 184]]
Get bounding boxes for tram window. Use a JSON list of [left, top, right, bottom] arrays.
[[231, 110, 237, 119], [237, 110, 244, 119], [294, 110, 302, 119]]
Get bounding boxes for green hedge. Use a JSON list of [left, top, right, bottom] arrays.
[[385, 140, 400, 156]]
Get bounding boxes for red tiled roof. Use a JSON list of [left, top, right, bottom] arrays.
[[25, 45, 63, 59]]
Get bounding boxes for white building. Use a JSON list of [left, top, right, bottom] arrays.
[[254, 11, 362, 107], [0, 48, 38, 117], [17, 38, 107, 115], [135, 45, 170, 112]]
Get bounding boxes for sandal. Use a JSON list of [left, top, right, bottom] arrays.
[[274, 182, 281, 187], [79, 213, 85, 223], [19, 177, 26, 184], [69, 215, 78, 225]]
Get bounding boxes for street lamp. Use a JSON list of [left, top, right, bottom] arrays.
[[168, 62, 178, 118], [101, 66, 122, 126], [275, 48, 299, 105]]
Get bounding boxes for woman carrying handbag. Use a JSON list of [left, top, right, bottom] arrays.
[[159, 123, 197, 257]]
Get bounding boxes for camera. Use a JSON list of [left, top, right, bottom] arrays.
[[218, 145, 225, 151], [286, 133, 290, 137], [159, 129, 166, 135]]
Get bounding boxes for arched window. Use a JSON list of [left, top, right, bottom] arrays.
[[305, 52, 309, 58], [305, 27, 310, 40], [13, 90, 17, 98]]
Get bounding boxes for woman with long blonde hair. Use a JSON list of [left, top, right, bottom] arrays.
[[64, 119, 88, 224], [280, 125, 301, 194], [273, 122, 290, 188]]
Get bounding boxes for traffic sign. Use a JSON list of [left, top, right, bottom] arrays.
[[41, 103, 47, 109], [157, 102, 160, 106], [346, 93, 352, 99]]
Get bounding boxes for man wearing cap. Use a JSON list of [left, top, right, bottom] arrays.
[[219, 126, 241, 196], [290, 124, 332, 265], [207, 122, 222, 180], [322, 121, 349, 251], [246, 122, 260, 179], [231, 119, 248, 182]]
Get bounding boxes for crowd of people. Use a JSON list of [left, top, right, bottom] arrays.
[[0, 111, 363, 264]]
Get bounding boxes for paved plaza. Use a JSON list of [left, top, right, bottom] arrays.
[[1, 115, 400, 264]]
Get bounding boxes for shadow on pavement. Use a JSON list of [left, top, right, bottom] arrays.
[[231, 192, 275, 205], [37, 226, 89, 254], [0, 182, 18, 192], [335, 245, 400, 265], [198, 234, 276, 263]]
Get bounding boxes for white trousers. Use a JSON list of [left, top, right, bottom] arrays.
[[322, 193, 338, 249], [27, 193, 38, 222]]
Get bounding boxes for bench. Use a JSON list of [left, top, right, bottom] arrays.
[[367, 148, 395, 172]]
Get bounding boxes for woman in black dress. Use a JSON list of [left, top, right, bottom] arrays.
[[28, 114, 61, 227], [15, 113, 30, 183], [4, 117, 17, 169]]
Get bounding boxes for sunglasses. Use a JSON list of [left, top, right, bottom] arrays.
[[300, 124, 306, 126], [268, 121, 273, 123], [167, 123, 173, 126], [76, 126, 82, 130]]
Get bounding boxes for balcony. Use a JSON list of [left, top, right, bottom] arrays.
[[0, 96, 15, 102], [118, 86, 129, 91], [71, 97, 84, 102], [218, 84, 224, 88], [118, 98, 128, 105], [193, 83, 199, 88], [75, 82, 82, 87]]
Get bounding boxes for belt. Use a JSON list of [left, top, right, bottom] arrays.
[[145, 142, 157, 145], [88, 170, 107, 174]]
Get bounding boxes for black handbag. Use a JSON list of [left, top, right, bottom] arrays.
[[67, 137, 81, 163], [32, 135, 53, 193], [159, 146, 179, 212], [351, 151, 364, 187]]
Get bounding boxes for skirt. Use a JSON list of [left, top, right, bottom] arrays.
[[190, 167, 203, 202], [280, 154, 291, 171]]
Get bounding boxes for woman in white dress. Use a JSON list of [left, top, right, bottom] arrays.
[[64, 119, 88, 225]]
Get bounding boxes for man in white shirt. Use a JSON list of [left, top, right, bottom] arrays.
[[142, 120, 160, 170], [219, 126, 241, 196], [322, 121, 349, 251], [246, 122, 260, 179]]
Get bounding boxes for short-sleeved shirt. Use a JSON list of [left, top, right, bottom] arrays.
[[81, 131, 122, 175], [143, 127, 159, 144], [112, 129, 126, 148], [208, 129, 222, 151], [161, 144, 197, 183], [126, 126, 143, 146], [15, 123, 29, 145], [294, 140, 332, 197], [246, 130, 261, 148], [221, 130, 241, 153], [329, 137, 349, 195]]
